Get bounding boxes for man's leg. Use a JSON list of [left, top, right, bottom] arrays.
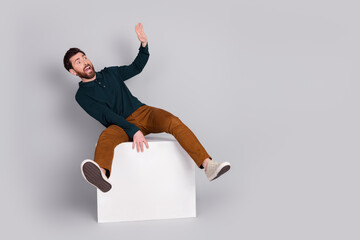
[[81, 125, 131, 192], [132, 105, 212, 169], [94, 125, 131, 178]]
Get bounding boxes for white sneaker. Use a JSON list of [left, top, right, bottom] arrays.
[[80, 159, 112, 192], [205, 160, 231, 181]]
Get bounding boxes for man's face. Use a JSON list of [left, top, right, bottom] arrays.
[[69, 52, 96, 79]]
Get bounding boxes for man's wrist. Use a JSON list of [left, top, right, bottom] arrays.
[[141, 41, 148, 47]]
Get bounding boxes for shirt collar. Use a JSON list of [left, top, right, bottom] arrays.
[[78, 71, 103, 88]]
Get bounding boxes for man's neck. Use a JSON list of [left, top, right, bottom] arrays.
[[81, 75, 96, 83]]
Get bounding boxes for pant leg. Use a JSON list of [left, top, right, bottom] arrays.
[[133, 105, 212, 169], [94, 125, 130, 178], [94, 106, 151, 178]]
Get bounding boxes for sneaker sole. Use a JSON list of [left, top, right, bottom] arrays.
[[208, 162, 231, 181], [81, 160, 112, 193]]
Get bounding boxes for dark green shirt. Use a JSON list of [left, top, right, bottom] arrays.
[[75, 43, 150, 140]]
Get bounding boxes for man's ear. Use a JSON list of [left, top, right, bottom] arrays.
[[69, 69, 77, 76]]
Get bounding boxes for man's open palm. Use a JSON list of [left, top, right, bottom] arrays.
[[135, 22, 148, 44]]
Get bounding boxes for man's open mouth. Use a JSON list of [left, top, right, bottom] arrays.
[[84, 65, 92, 72]]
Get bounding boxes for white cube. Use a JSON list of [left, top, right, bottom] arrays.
[[97, 135, 196, 223]]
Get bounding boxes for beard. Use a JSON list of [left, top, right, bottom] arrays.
[[75, 65, 96, 79]]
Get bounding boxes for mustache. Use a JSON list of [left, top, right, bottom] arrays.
[[83, 65, 92, 71]]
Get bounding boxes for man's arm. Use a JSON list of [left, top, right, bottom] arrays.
[[112, 22, 149, 81], [76, 93, 140, 141], [112, 42, 150, 81]]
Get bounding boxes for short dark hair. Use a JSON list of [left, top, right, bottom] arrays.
[[63, 48, 86, 71]]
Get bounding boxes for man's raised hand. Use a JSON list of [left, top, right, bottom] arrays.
[[135, 22, 148, 47], [132, 130, 149, 153]]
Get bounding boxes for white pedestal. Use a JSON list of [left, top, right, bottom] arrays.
[[97, 136, 196, 223]]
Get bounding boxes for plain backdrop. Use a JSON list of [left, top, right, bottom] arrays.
[[1, 0, 359, 239]]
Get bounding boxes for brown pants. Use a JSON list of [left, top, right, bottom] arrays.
[[94, 104, 212, 177]]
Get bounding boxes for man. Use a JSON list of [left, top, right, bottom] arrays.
[[63, 22, 231, 192]]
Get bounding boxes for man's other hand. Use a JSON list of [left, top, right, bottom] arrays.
[[132, 130, 149, 153], [135, 22, 148, 47]]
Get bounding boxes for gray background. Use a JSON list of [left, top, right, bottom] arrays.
[[1, 0, 359, 239]]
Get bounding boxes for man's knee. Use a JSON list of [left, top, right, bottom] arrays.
[[167, 116, 184, 133], [99, 125, 128, 142]]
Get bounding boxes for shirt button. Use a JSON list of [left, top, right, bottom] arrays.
[[99, 82, 101, 84]]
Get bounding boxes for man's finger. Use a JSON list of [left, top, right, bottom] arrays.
[[140, 141, 144, 152], [145, 140, 149, 149], [136, 141, 140, 152], [132, 141, 135, 149]]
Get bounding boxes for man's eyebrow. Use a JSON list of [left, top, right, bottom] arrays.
[[73, 54, 85, 63]]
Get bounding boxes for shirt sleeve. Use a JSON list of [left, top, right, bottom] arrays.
[[75, 93, 140, 140], [110, 42, 150, 81]]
